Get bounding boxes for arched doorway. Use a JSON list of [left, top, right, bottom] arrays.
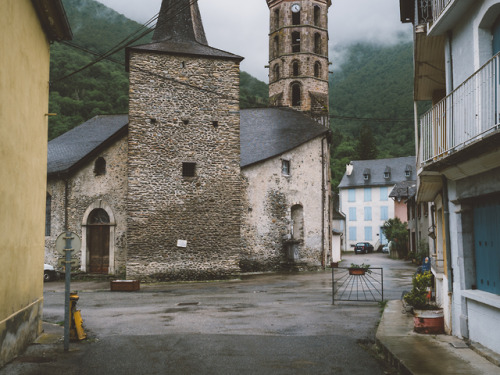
[[291, 204, 304, 240], [87, 208, 110, 274], [291, 83, 301, 107]]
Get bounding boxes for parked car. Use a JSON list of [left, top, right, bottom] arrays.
[[354, 242, 374, 254], [44, 264, 58, 282], [382, 245, 389, 254]]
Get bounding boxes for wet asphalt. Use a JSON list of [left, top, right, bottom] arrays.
[[2, 252, 417, 375]]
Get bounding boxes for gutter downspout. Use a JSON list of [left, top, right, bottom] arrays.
[[64, 179, 69, 231], [442, 176, 453, 293], [321, 136, 326, 268]]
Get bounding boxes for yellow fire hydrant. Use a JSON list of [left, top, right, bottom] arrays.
[[69, 292, 86, 341]]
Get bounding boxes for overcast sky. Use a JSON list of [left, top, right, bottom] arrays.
[[95, 0, 411, 82]]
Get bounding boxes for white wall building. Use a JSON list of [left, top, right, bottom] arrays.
[[401, 0, 500, 355], [338, 156, 416, 251]]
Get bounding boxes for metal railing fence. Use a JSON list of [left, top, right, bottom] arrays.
[[331, 267, 384, 304], [421, 53, 500, 164]]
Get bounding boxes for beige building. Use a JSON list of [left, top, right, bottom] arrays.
[[0, 0, 71, 367]]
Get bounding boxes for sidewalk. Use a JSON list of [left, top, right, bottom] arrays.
[[376, 300, 500, 375]]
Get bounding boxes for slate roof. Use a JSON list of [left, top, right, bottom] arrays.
[[240, 108, 330, 168], [389, 180, 417, 201], [338, 156, 416, 189], [126, 0, 243, 66], [47, 115, 128, 176], [47, 108, 329, 176]]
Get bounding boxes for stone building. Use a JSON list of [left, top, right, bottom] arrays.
[[266, 0, 331, 126], [125, 0, 244, 280], [45, 0, 332, 280], [45, 115, 128, 275], [240, 108, 331, 271]]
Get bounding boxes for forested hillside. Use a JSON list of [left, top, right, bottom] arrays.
[[328, 42, 417, 191], [49, 0, 268, 140], [50, 0, 416, 193]]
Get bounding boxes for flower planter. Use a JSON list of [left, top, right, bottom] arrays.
[[110, 280, 140, 292], [348, 268, 366, 276], [413, 309, 444, 334]]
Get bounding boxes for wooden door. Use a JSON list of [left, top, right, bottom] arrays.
[[87, 209, 110, 274]]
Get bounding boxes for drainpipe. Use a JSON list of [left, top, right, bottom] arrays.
[[64, 179, 69, 231], [442, 176, 453, 293], [321, 132, 332, 269], [321, 136, 326, 268]]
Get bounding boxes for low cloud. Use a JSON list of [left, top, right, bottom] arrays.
[[95, 0, 413, 81]]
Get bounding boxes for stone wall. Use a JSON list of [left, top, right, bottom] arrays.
[[45, 136, 128, 275], [241, 137, 330, 271], [127, 52, 243, 281], [267, 0, 330, 112]]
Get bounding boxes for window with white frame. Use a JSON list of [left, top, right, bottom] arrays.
[[349, 207, 357, 221], [349, 226, 357, 241], [381, 206, 389, 220], [364, 226, 372, 241], [364, 187, 372, 202], [380, 187, 388, 201], [364, 207, 372, 221], [348, 189, 356, 202]]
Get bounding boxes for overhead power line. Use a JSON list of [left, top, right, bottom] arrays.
[[329, 114, 414, 123], [51, 0, 199, 84]]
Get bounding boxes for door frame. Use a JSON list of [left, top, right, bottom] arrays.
[[81, 200, 116, 274]]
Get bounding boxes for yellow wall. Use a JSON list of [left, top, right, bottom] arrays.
[[0, 0, 51, 362]]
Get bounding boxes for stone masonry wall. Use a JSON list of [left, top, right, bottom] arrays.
[[127, 52, 243, 281], [45, 136, 128, 275], [267, 0, 330, 111], [241, 137, 330, 271]]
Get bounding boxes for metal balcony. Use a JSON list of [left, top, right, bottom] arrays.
[[420, 53, 500, 165]]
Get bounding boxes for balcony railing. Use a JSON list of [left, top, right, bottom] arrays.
[[420, 53, 500, 164], [431, 0, 452, 22]]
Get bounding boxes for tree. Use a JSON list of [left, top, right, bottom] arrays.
[[381, 217, 409, 259], [355, 124, 378, 160]]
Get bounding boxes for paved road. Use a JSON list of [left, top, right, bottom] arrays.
[[3, 252, 417, 375]]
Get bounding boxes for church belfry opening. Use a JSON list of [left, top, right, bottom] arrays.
[[266, 0, 331, 126]]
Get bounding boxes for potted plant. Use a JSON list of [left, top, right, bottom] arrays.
[[403, 271, 444, 334], [330, 260, 342, 268], [348, 263, 371, 276]]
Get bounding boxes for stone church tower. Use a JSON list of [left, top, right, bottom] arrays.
[[125, 0, 244, 280], [266, 0, 331, 126]]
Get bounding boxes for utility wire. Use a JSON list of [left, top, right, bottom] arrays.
[[329, 114, 414, 123], [51, 0, 199, 84]]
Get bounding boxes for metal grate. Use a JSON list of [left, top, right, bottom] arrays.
[[332, 267, 384, 304]]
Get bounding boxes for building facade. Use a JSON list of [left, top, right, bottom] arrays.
[[0, 0, 71, 367], [401, 0, 500, 354], [44, 0, 332, 280], [45, 115, 128, 276], [338, 157, 416, 251], [125, 0, 244, 280], [240, 108, 331, 271], [266, 0, 331, 126]]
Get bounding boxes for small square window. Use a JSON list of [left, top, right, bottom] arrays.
[[282, 160, 290, 175], [182, 162, 196, 177]]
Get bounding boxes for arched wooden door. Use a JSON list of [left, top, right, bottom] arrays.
[[87, 208, 110, 274]]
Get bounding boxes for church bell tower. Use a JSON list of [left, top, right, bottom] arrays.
[[266, 0, 331, 126]]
